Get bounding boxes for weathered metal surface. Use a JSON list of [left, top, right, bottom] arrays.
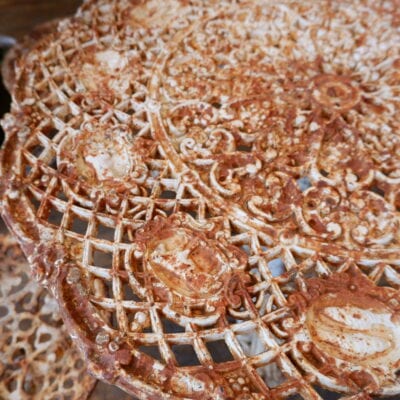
[[0, 234, 96, 399], [1, 0, 400, 399], [1, 19, 61, 94]]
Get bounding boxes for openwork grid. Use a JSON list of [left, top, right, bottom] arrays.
[[1, 0, 400, 399], [0, 234, 95, 400]]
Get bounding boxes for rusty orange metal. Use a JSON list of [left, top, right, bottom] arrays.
[[1, 1, 400, 399]]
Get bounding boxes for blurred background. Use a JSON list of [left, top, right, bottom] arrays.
[[0, 0, 82, 39]]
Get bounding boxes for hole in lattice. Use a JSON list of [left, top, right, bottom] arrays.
[[139, 345, 163, 362], [49, 378, 57, 390], [237, 144, 252, 152], [19, 318, 33, 331], [64, 113, 74, 124], [47, 207, 63, 226], [153, 146, 165, 161], [29, 145, 45, 158], [92, 248, 113, 269], [319, 169, 328, 177], [126, 108, 137, 117], [172, 344, 201, 366], [42, 126, 59, 139], [111, 311, 119, 330], [63, 378, 74, 389], [300, 266, 319, 280], [55, 190, 68, 202], [236, 331, 266, 356], [40, 312, 61, 328], [204, 207, 213, 219], [206, 340, 234, 363], [102, 279, 114, 298], [161, 318, 185, 333], [376, 272, 393, 288], [122, 283, 141, 301], [395, 369, 400, 379], [4, 240, 18, 257], [314, 386, 341, 400], [241, 244, 251, 254], [257, 362, 287, 388], [227, 315, 239, 325], [0, 306, 8, 317], [287, 395, 303, 400], [370, 185, 385, 197], [4, 333, 12, 346], [29, 196, 41, 212], [12, 348, 26, 362], [39, 333, 52, 343], [49, 157, 57, 170], [162, 207, 174, 217], [145, 185, 155, 197], [268, 258, 286, 277], [143, 325, 153, 333], [6, 377, 17, 392], [187, 209, 198, 219], [296, 176, 311, 192], [160, 190, 176, 199], [133, 107, 148, 122], [70, 216, 88, 235], [150, 169, 160, 178], [229, 222, 243, 237], [9, 272, 28, 295], [24, 164, 32, 177], [23, 375, 43, 394], [122, 225, 135, 243], [96, 223, 115, 241]]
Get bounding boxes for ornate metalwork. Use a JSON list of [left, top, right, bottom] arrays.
[[1, 1, 400, 399]]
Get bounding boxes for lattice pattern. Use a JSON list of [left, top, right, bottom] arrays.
[[1, 18, 61, 95], [0, 234, 95, 400], [1, 1, 400, 399]]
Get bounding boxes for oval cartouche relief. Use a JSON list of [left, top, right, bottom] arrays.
[[287, 270, 400, 394], [138, 215, 248, 301]]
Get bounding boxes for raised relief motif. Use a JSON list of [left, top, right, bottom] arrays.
[[145, 226, 229, 299], [311, 74, 361, 114], [287, 269, 400, 394], [135, 214, 249, 323], [57, 120, 148, 193]]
